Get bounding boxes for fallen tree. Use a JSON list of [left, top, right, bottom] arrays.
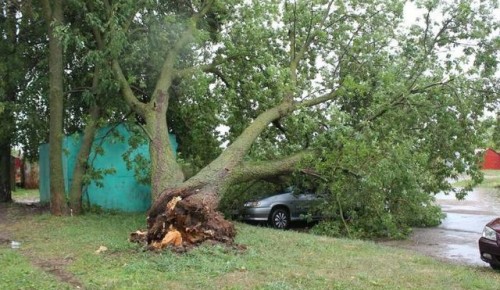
[[77, 0, 498, 248]]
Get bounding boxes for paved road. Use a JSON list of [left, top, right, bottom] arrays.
[[382, 187, 500, 267]]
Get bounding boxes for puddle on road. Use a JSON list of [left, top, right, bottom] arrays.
[[383, 187, 499, 268], [440, 213, 496, 233], [445, 243, 483, 266], [435, 188, 500, 215]]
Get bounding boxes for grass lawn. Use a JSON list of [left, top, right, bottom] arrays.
[[481, 170, 500, 189], [453, 170, 500, 189], [1, 204, 500, 289], [11, 188, 40, 202]]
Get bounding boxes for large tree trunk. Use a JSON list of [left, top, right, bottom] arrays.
[[138, 153, 307, 249], [0, 143, 12, 203], [43, 0, 67, 215], [0, 0, 18, 203], [134, 140, 308, 249], [68, 105, 100, 214], [132, 102, 312, 249], [145, 91, 184, 199], [120, 2, 326, 249]]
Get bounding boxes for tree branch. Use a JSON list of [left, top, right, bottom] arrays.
[[229, 151, 312, 185], [299, 90, 338, 108], [410, 78, 454, 94], [365, 78, 455, 124], [111, 60, 147, 116], [86, 0, 146, 117], [185, 88, 340, 189], [151, 0, 215, 104], [174, 55, 231, 79], [289, 0, 335, 87], [296, 0, 334, 61], [422, 9, 432, 53]]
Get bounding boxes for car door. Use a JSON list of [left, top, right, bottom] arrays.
[[287, 193, 312, 218]]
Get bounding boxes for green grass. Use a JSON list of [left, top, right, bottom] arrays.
[[453, 170, 500, 189], [1, 205, 500, 289], [11, 188, 40, 201], [481, 170, 500, 188], [0, 249, 65, 289]]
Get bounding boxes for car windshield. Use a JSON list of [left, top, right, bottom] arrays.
[[258, 187, 317, 200]]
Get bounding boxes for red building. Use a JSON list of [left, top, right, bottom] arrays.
[[482, 148, 500, 170], [10, 155, 39, 189], [12, 156, 22, 184]]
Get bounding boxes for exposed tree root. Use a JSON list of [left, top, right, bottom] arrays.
[[130, 187, 237, 251]]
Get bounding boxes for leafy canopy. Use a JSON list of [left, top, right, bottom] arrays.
[[216, 0, 498, 238]]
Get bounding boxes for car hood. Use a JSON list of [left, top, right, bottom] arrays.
[[486, 218, 500, 232]]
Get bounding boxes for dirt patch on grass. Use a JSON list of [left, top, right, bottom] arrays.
[[215, 269, 259, 289], [0, 234, 10, 245], [30, 256, 84, 289], [0, 202, 16, 245], [0, 202, 83, 288], [0, 202, 49, 221], [0, 203, 10, 223]]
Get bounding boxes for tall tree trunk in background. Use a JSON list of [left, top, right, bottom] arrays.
[[0, 144, 12, 203], [68, 63, 102, 214], [43, 0, 67, 215], [68, 105, 100, 214], [0, 0, 18, 203]]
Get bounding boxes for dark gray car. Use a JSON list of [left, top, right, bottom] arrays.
[[239, 190, 320, 229]]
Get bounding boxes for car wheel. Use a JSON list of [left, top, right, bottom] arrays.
[[490, 263, 500, 270], [270, 208, 289, 229]]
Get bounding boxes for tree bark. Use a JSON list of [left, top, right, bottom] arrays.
[[68, 105, 100, 214], [0, 0, 18, 203], [229, 151, 311, 185], [43, 0, 68, 215], [145, 91, 185, 199], [0, 143, 12, 203], [111, 61, 185, 200]]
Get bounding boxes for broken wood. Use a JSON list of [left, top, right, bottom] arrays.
[[151, 225, 182, 249], [130, 186, 236, 251]]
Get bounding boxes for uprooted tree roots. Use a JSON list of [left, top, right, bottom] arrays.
[[129, 187, 237, 251]]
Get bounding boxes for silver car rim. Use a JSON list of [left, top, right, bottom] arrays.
[[274, 212, 288, 228]]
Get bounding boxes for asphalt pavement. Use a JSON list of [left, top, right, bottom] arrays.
[[382, 187, 499, 267]]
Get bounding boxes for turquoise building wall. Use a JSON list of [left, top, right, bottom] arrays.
[[39, 124, 177, 212]]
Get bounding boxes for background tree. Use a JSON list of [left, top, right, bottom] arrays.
[[0, 0, 18, 203], [4, 0, 129, 214], [483, 113, 500, 150], [0, 0, 41, 202], [42, 0, 68, 215], [493, 114, 500, 150], [62, 0, 127, 214]]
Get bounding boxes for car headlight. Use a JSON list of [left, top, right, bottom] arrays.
[[244, 201, 261, 207], [482, 226, 498, 241]]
